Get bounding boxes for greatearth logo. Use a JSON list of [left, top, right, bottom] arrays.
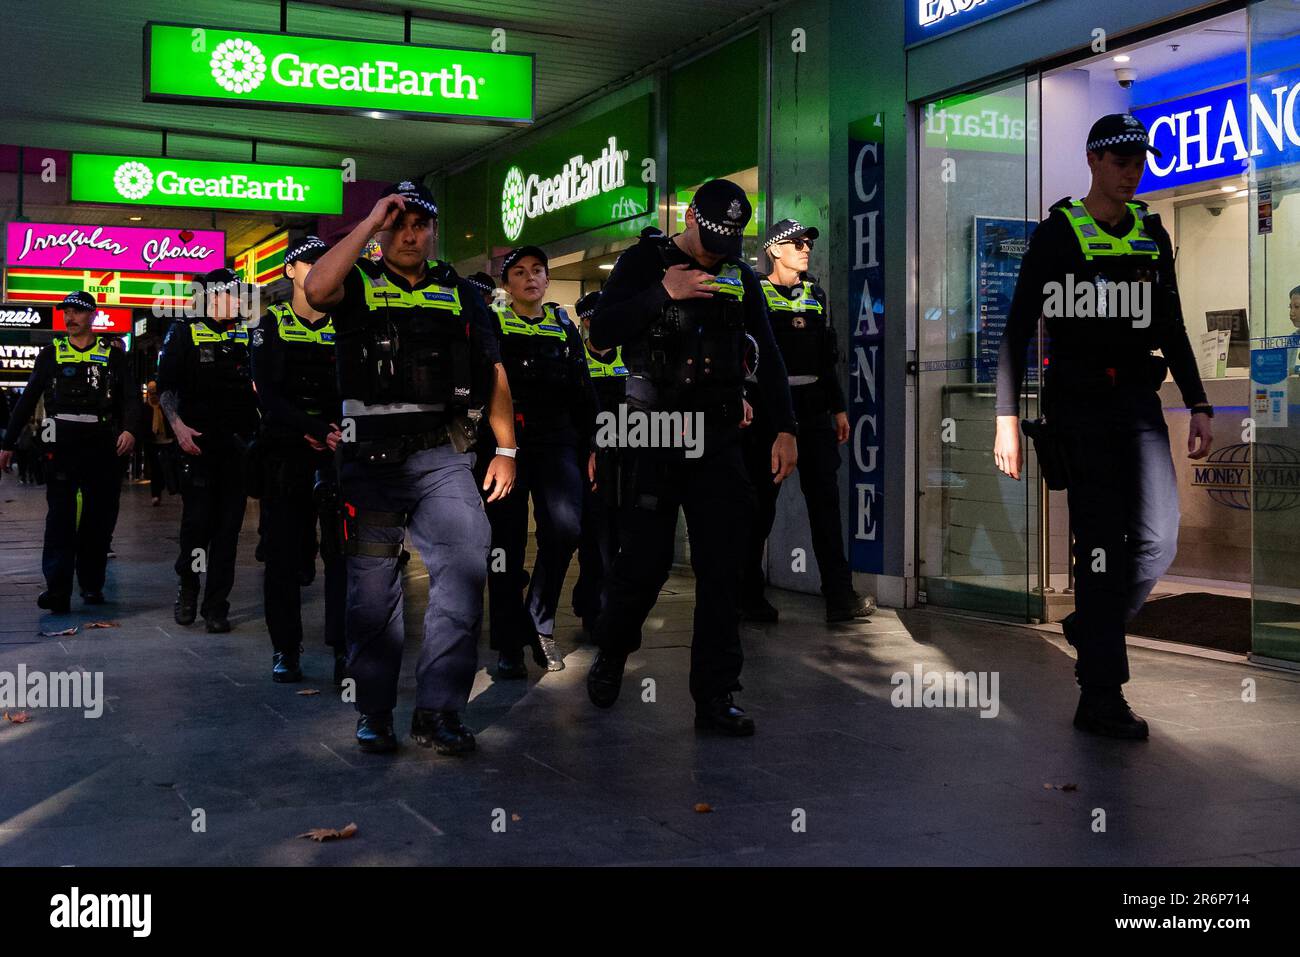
[[113, 161, 154, 200], [210, 38, 267, 94], [501, 166, 526, 242]]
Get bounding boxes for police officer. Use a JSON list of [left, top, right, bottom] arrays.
[[466, 272, 497, 308], [481, 246, 597, 679], [250, 236, 347, 685], [741, 219, 876, 624], [585, 179, 799, 736], [304, 180, 517, 755], [158, 269, 260, 633], [571, 290, 629, 635], [0, 292, 144, 612], [993, 114, 1214, 740]]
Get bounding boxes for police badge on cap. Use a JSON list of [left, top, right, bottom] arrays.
[[59, 290, 97, 312], [690, 179, 752, 257]]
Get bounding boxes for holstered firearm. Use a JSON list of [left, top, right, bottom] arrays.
[[315, 448, 344, 561]]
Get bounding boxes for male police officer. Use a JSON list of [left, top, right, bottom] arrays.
[[742, 219, 876, 624], [585, 179, 799, 736], [250, 236, 346, 685], [304, 180, 517, 756], [158, 269, 260, 633], [993, 114, 1214, 740], [0, 292, 144, 612], [481, 246, 596, 679], [571, 290, 629, 635]]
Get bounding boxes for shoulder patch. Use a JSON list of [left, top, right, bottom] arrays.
[[252, 328, 264, 347]]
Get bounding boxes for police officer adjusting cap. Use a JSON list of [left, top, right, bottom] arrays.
[[383, 179, 439, 218], [762, 218, 820, 251], [59, 290, 97, 312], [500, 245, 548, 281], [689, 179, 751, 257], [575, 291, 601, 320], [1086, 113, 1163, 158], [284, 235, 329, 267], [466, 271, 496, 294]]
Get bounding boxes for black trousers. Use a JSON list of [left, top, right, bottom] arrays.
[[573, 446, 622, 623], [741, 411, 854, 606], [260, 445, 345, 655], [476, 442, 584, 651], [147, 442, 173, 498], [42, 431, 122, 597], [1051, 386, 1180, 688], [174, 439, 249, 619], [594, 435, 755, 704]]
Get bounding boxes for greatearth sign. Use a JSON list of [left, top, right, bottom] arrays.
[[70, 153, 342, 214], [145, 22, 534, 125]]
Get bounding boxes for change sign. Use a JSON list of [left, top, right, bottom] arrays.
[[145, 22, 534, 125], [70, 153, 342, 215]]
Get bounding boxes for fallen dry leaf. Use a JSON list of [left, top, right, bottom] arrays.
[[298, 822, 358, 842], [85, 621, 119, 629], [296, 689, 321, 696], [39, 627, 78, 637], [694, 803, 713, 813], [4, 711, 32, 724]]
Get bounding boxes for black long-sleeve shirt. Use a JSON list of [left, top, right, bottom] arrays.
[[995, 200, 1207, 416], [763, 277, 847, 414], [590, 236, 798, 434], [249, 305, 338, 443], [2, 340, 145, 450]]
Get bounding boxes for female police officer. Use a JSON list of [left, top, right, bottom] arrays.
[[481, 246, 597, 680]]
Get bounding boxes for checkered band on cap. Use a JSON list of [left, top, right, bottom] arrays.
[[690, 200, 744, 239], [60, 291, 96, 310], [398, 192, 438, 217], [763, 221, 810, 250], [1087, 131, 1149, 152], [284, 236, 328, 265]]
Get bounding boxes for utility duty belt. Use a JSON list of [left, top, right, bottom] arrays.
[[1046, 353, 1168, 391], [341, 416, 477, 466]]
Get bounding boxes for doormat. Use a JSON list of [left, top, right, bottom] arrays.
[[1127, 592, 1250, 654]]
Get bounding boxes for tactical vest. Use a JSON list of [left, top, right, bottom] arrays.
[[342, 259, 471, 408], [760, 278, 828, 377], [267, 302, 338, 419], [185, 319, 258, 430], [47, 338, 113, 420], [492, 302, 581, 410], [631, 243, 748, 409], [1062, 201, 1161, 261]]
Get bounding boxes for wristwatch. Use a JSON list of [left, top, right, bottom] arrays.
[[1190, 403, 1214, 418]]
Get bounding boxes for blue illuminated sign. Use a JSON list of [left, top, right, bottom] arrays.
[[1132, 67, 1300, 193], [904, 0, 1035, 46]]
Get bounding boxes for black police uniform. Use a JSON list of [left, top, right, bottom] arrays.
[[477, 288, 596, 675], [157, 283, 260, 628], [250, 280, 346, 681], [741, 267, 870, 619], [586, 193, 798, 722], [571, 291, 630, 633], [331, 250, 498, 732], [2, 303, 144, 608], [997, 190, 1207, 698]]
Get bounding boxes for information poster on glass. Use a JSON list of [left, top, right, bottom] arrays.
[[973, 215, 1036, 384]]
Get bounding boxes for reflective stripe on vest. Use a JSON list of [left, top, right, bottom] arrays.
[[358, 262, 463, 315], [54, 338, 111, 365], [759, 279, 823, 314], [269, 302, 336, 345], [704, 263, 745, 299], [586, 343, 628, 378], [1062, 201, 1161, 260], [190, 321, 248, 344], [492, 302, 568, 340]]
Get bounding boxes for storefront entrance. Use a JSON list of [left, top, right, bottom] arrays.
[[914, 0, 1300, 666]]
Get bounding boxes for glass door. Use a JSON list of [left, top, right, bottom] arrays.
[[1247, 0, 1300, 665], [915, 74, 1047, 618]]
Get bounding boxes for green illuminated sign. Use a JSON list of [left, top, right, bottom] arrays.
[[491, 95, 653, 246], [145, 22, 534, 125], [70, 153, 343, 214], [922, 91, 1036, 154]]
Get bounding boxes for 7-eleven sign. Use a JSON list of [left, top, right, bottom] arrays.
[[3, 267, 191, 307]]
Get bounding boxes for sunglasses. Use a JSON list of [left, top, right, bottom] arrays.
[[775, 238, 815, 252]]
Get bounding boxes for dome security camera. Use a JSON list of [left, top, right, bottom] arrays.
[[1115, 67, 1137, 89]]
